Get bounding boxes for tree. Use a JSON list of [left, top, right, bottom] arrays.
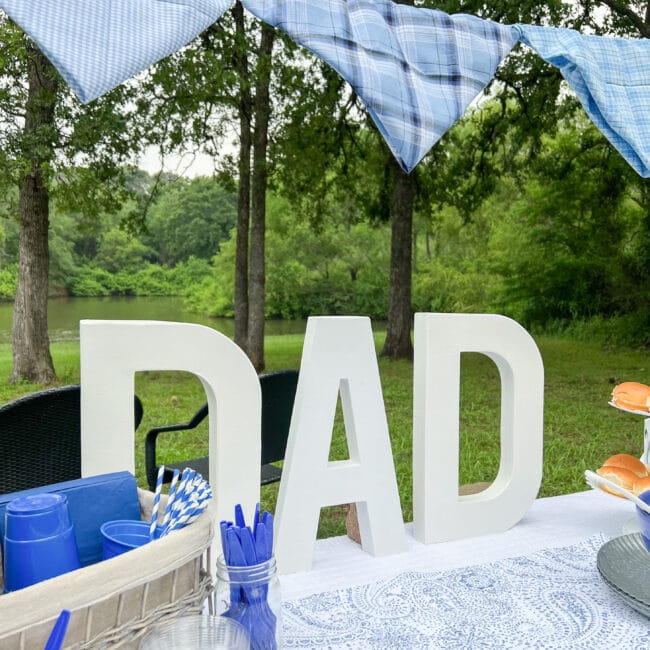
[[231, 2, 253, 352], [0, 16, 145, 382], [440, 0, 650, 338], [143, 5, 291, 370], [247, 23, 275, 371], [381, 153, 416, 359], [189, 189, 392, 319], [11, 41, 57, 382], [94, 228, 153, 274], [144, 176, 237, 265]]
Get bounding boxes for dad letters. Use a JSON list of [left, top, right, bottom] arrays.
[[80, 314, 543, 573]]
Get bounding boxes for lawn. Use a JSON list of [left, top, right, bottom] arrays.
[[0, 332, 646, 538]]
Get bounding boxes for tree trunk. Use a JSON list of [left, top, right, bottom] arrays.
[[381, 157, 415, 360], [11, 44, 57, 384], [248, 25, 275, 372], [232, 0, 252, 351], [380, 0, 415, 361]]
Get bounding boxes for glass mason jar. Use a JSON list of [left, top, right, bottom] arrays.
[[215, 555, 283, 650]]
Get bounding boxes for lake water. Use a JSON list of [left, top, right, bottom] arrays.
[[0, 296, 308, 343]]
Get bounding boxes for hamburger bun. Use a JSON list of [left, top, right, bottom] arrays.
[[634, 476, 650, 497], [612, 381, 650, 413], [597, 465, 639, 496], [602, 453, 648, 478]]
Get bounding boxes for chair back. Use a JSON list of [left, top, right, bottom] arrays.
[[260, 370, 299, 465], [0, 385, 143, 495], [144, 370, 298, 490]]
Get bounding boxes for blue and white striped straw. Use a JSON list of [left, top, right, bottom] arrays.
[[157, 469, 212, 536], [169, 468, 195, 518], [149, 465, 165, 539], [161, 468, 181, 531]]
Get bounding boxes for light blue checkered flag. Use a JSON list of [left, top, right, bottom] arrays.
[[0, 0, 234, 103], [242, 0, 519, 172], [517, 25, 650, 178]]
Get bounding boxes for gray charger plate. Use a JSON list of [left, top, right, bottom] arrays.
[[597, 533, 650, 618]]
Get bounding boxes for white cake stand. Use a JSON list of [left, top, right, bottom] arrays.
[[608, 401, 650, 533]]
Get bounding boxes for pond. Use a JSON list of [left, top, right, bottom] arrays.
[[0, 296, 308, 343]]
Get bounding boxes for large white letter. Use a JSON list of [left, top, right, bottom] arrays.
[[80, 320, 261, 558], [275, 316, 406, 574], [413, 313, 544, 543]]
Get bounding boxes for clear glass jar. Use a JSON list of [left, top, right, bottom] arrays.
[[215, 555, 283, 650]]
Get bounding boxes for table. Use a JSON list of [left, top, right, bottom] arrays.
[[279, 490, 650, 648]]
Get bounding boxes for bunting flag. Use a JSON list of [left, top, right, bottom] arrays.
[[0, 0, 234, 103], [1, 0, 650, 177], [243, 0, 518, 173], [516, 25, 650, 178]]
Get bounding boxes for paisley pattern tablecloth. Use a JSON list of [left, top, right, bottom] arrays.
[[282, 534, 650, 649]]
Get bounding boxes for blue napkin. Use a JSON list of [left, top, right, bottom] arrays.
[[516, 24, 650, 178], [0, 472, 140, 567]]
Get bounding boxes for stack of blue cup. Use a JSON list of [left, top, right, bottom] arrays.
[[3, 493, 81, 592]]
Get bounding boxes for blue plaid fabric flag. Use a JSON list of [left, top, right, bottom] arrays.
[[517, 25, 650, 178], [243, 0, 518, 172], [0, 0, 234, 103]]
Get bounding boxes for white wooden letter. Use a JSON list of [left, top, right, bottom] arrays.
[[413, 313, 544, 543], [275, 316, 406, 574], [79, 320, 261, 558]]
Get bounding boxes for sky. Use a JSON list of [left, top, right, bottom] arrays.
[[136, 145, 217, 179]]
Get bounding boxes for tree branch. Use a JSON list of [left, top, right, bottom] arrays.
[[597, 0, 650, 36]]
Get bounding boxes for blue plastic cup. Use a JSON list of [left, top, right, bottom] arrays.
[[100, 520, 154, 559], [5, 493, 72, 539], [3, 494, 81, 592]]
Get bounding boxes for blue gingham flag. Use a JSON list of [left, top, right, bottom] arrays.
[[243, 0, 518, 173], [0, 0, 234, 103], [517, 25, 650, 178]]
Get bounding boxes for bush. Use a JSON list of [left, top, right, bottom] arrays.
[[112, 271, 137, 295], [186, 274, 234, 317], [66, 261, 212, 299], [130, 265, 174, 295], [67, 267, 114, 296], [549, 310, 650, 348], [413, 258, 496, 314], [0, 264, 18, 300], [170, 257, 212, 295]]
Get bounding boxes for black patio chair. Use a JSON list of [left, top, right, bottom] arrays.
[[145, 369, 299, 491], [0, 384, 144, 495]]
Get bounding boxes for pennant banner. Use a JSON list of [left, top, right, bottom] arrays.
[[243, 0, 518, 173], [516, 25, 650, 177], [1, 0, 650, 176], [0, 0, 234, 103]]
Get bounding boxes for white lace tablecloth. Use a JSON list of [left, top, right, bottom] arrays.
[[280, 490, 650, 649]]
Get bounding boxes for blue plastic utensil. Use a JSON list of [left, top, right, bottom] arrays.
[[239, 527, 257, 565], [220, 504, 278, 649], [43, 609, 70, 650], [264, 513, 274, 555], [253, 502, 261, 536], [222, 526, 244, 614], [234, 503, 246, 529], [255, 523, 269, 562]]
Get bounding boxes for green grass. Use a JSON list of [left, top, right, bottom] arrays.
[[0, 333, 647, 538]]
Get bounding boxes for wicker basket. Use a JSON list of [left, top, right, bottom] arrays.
[[0, 488, 213, 649]]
